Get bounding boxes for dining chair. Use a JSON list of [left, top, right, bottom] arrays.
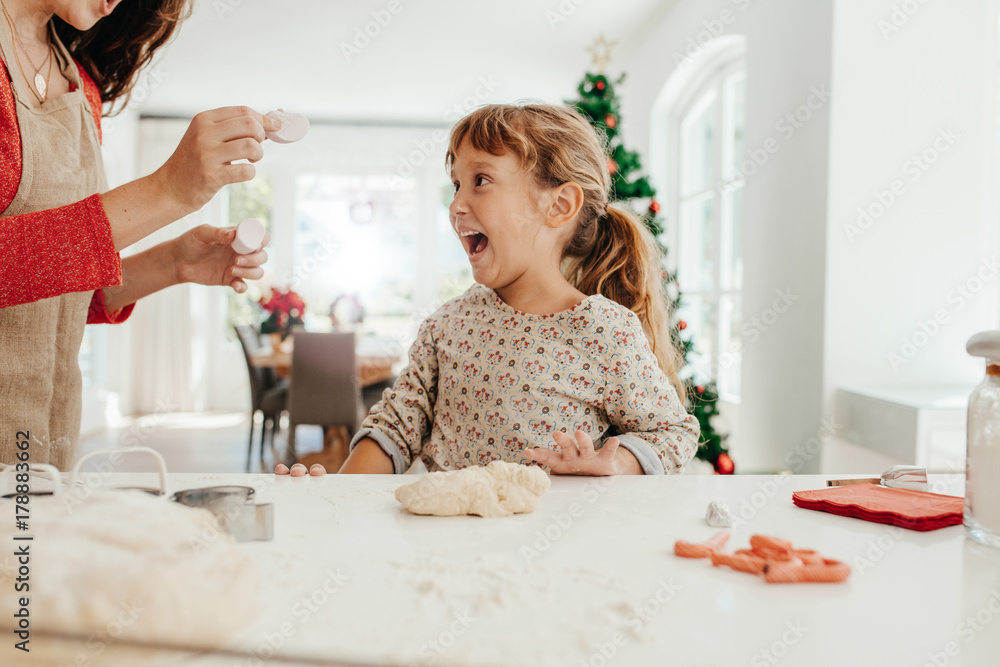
[[286, 332, 365, 462], [234, 325, 289, 472], [362, 378, 395, 413]]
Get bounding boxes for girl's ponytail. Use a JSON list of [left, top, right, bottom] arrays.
[[565, 205, 685, 402]]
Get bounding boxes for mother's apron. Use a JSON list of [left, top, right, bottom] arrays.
[[0, 21, 108, 471]]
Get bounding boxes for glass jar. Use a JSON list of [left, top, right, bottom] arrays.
[[965, 331, 1000, 548]]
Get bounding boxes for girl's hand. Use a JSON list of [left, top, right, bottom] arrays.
[[526, 430, 629, 476], [152, 106, 279, 216], [170, 225, 269, 293], [275, 463, 326, 476]]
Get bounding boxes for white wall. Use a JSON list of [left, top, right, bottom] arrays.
[[623, 0, 999, 473], [622, 0, 835, 472], [824, 0, 999, 399]]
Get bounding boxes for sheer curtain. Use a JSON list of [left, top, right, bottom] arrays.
[[128, 119, 237, 414]]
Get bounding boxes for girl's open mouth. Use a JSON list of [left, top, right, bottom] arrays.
[[464, 232, 489, 258]]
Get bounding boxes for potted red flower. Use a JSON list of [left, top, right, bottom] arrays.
[[258, 288, 306, 344]]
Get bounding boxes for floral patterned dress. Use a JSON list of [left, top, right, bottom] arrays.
[[352, 284, 700, 475]]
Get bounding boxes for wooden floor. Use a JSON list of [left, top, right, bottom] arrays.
[[77, 412, 333, 474]]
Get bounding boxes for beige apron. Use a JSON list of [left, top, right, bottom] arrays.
[[0, 21, 108, 471]]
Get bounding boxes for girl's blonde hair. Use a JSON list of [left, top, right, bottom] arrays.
[[446, 103, 685, 401]]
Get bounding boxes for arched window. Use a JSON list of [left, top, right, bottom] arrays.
[[655, 40, 745, 403]]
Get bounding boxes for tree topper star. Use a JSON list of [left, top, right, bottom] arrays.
[[587, 35, 618, 74]]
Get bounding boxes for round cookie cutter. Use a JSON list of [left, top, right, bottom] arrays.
[[172, 485, 272, 542]]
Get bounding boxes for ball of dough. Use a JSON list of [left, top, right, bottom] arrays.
[[395, 461, 550, 518]]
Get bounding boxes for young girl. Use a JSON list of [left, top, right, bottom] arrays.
[[338, 103, 699, 476]]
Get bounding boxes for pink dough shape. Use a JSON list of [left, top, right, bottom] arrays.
[[265, 109, 310, 144], [232, 218, 266, 254]]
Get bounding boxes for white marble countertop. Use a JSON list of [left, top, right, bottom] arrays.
[[19, 472, 1000, 666]]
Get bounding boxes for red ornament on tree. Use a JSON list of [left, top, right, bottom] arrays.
[[696, 385, 706, 395], [714, 452, 735, 475], [595, 80, 606, 91], [607, 158, 618, 174], [605, 114, 617, 129], [649, 200, 661, 214], [678, 320, 687, 331]]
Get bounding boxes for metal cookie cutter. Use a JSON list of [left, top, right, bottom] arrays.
[[2, 447, 170, 498], [171, 485, 273, 542], [827, 465, 928, 491], [71, 448, 272, 540], [0, 463, 63, 498], [879, 465, 928, 491], [70, 447, 170, 496]]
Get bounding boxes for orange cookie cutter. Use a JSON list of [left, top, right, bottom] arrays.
[[674, 532, 850, 584]]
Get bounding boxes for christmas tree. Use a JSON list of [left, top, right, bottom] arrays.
[[567, 38, 734, 474]]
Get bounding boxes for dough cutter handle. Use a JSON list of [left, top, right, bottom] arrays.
[[0, 463, 62, 497], [69, 447, 169, 497]]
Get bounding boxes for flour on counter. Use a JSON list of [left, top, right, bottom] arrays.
[[395, 461, 550, 517], [0, 490, 261, 665], [386, 554, 663, 666], [399, 553, 631, 610]]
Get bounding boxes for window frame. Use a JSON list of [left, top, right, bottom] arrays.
[[669, 57, 746, 403]]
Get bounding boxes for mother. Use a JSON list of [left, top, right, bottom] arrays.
[[1, 0, 278, 469]]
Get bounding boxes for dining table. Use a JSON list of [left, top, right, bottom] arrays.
[[249, 334, 399, 387], [12, 471, 998, 667]]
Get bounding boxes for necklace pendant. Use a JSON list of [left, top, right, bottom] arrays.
[[34, 72, 46, 101]]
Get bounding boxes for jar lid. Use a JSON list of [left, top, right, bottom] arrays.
[[967, 330, 1000, 359]]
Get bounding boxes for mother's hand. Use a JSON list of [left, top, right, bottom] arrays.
[[171, 224, 269, 293], [152, 106, 280, 217]]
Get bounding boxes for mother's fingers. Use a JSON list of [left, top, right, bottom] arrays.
[[217, 136, 265, 165], [198, 105, 276, 132], [214, 114, 267, 143], [235, 246, 268, 268], [222, 162, 257, 186], [231, 265, 263, 281]]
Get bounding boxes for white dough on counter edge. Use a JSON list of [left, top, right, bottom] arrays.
[[395, 460, 551, 518], [0, 490, 262, 665]]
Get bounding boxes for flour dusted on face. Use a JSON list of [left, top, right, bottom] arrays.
[[395, 460, 550, 517]]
